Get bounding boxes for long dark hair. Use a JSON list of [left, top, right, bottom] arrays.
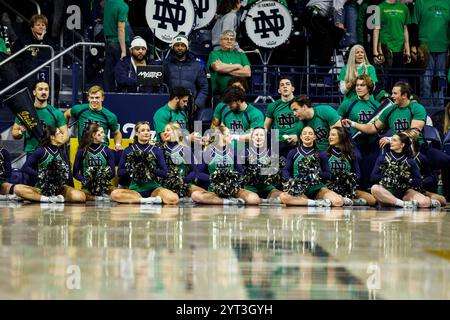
[[40, 126, 58, 147], [217, 0, 240, 15], [80, 123, 102, 157], [327, 127, 355, 161], [397, 132, 413, 157]]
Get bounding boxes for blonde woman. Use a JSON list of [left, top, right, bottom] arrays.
[[338, 44, 378, 100]]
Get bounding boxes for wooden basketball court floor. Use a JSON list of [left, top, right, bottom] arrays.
[[0, 202, 449, 300]]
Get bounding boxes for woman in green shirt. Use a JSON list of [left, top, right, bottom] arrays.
[[338, 44, 378, 100]]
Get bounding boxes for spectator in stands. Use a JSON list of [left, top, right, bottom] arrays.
[[444, 102, 450, 136], [372, 0, 411, 68], [211, 0, 241, 50], [411, 0, 450, 110], [163, 33, 208, 114], [303, 0, 346, 67], [115, 36, 156, 93], [103, 0, 131, 92], [340, 0, 358, 49], [338, 44, 378, 100], [64, 85, 122, 151], [216, 88, 264, 150], [212, 76, 248, 128], [290, 95, 342, 151], [207, 30, 251, 96], [12, 81, 67, 156], [11, 14, 55, 89], [264, 77, 301, 158], [0, 37, 7, 54]]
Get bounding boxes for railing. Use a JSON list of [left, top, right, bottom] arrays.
[[0, 44, 55, 104], [0, 42, 105, 106]]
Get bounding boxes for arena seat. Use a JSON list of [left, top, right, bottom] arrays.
[[424, 125, 442, 150]]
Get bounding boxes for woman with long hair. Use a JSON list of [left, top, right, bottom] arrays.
[[371, 132, 431, 208], [73, 123, 116, 201], [327, 127, 377, 206], [404, 128, 446, 207], [14, 126, 86, 203], [280, 126, 344, 207], [193, 125, 259, 205], [241, 127, 283, 204], [110, 121, 178, 205], [159, 122, 209, 203], [338, 44, 378, 100]]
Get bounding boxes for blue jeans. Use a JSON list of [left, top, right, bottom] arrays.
[[340, 4, 358, 48], [420, 52, 447, 110]]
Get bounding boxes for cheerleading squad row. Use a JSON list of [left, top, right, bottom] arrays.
[[0, 118, 444, 208]]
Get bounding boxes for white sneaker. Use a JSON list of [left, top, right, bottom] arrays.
[[141, 196, 162, 204], [49, 195, 65, 203], [261, 197, 281, 205], [7, 194, 23, 201], [0, 195, 8, 201], [224, 198, 245, 206], [343, 197, 354, 206], [316, 199, 331, 207], [353, 198, 367, 206], [403, 200, 418, 209], [430, 199, 441, 208], [179, 197, 194, 204], [102, 194, 111, 202]]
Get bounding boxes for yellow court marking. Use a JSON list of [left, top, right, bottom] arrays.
[[427, 250, 450, 261]]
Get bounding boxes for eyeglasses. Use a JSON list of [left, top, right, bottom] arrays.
[[221, 37, 235, 41]]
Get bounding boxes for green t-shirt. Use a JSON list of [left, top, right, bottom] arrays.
[[14, 105, 66, 154], [338, 96, 380, 145], [376, 2, 411, 52], [70, 104, 119, 146], [103, 0, 130, 43], [265, 98, 298, 141], [378, 102, 427, 144], [153, 104, 188, 140], [0, 37, 7, 54], [338, 64, 378, 100], [412, 0, 450, 53], [207, 49, 250, 95], [213, 102, 228, 121], [304, 105, 341, 151]]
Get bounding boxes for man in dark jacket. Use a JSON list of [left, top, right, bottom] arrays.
[[163, 33, 209, 113], [114, 36, 159, 93]]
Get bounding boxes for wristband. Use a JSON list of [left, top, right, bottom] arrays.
[[350, 121, 356, 127], [230, 134, 239, 141]]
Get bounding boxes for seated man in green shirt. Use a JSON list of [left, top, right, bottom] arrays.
[[290, 95, 342, 151], [207, 30, 251, 96], [64, 85, 122, 151], [12, 81, 68, 155]]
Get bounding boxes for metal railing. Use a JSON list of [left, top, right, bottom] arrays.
[[0, 42, 105, 107], [0, 44, 55, 103]]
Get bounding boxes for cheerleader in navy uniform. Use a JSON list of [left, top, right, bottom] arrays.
[[327, 127, 377, 206], [14, 126, 86, 203], [73, 123, 116, 201], [370, 132, 432, 209], [280, 126, 344, 207], [0, 136, 15, 200], [110, 121, 178, 205], [404, 128, 446, 207], [241, 127, 283, 204], [193, 125, 259, 205], [160, 122, 210, 203]]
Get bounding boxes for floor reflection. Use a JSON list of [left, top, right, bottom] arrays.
[[0, 202, 448, 299]]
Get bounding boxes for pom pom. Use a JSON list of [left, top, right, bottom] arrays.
[[380, 157, 412, 191], [125, 150, 157, 185], [210, 167, 242, 198], [283, 156, 321, 196], [164, 166, 190, 197], [36, 158, 69, 196], [243, 153, 274, 187], [266, 155, 286, 190], [327, 170, 357, 198], [83, 166, 112, 196]]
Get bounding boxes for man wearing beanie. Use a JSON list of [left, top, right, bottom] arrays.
[[115, 36, 158, 93], [163, 32, 208, 117]]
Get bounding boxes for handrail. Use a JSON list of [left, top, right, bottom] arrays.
[[29, 0, 41, 15], [0, 44, 55, 104], [0, 0, 30, 24], [59, 28, 85, 93], [0, 42, 105, 105]]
